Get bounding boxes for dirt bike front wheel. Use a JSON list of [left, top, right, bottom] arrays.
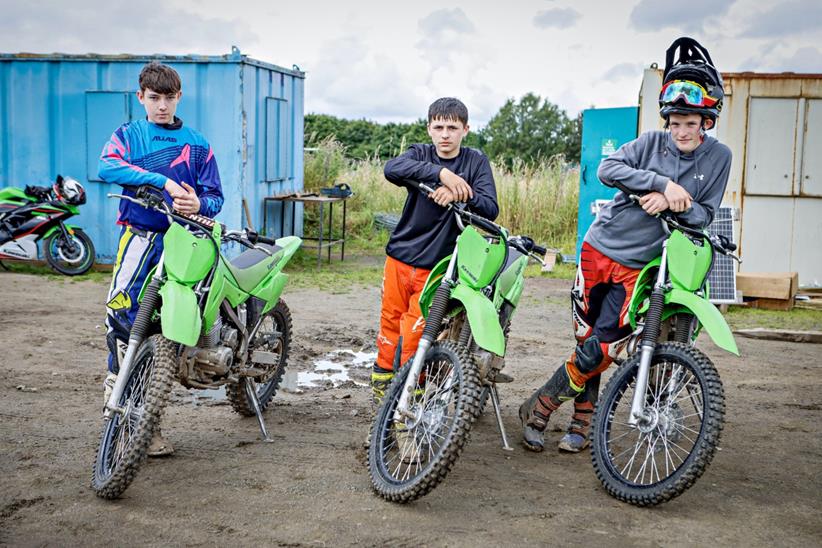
[[91, 335, 176, 499], [368, 341, 481, 503], [591, 342, 725, 506], [44, 228, 95, 275]]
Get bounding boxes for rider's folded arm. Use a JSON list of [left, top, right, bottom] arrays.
[[597, 134, 670, 195], [383, 145, 442, 188], [674, 159, 729, 228]]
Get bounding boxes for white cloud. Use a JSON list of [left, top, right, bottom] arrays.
[[602, 62, 645, 81], [533, 8, 581, 29], [629, 0, 737, 33], [739, 0, 822, 38], [0, 0, 255, 54]]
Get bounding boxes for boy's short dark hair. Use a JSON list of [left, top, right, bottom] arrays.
[[139, 61, 182, 94], [428, 97, 468, 125]]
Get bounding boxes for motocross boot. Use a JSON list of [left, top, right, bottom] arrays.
[[519, 363, 584, 452], [103, 372, 117, 406], [559, 374, 599, 453], [365, 363, 395, 449], [147, 426, 174, 457]]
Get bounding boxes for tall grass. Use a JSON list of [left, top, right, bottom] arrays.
[[302, 139, 578, 254]]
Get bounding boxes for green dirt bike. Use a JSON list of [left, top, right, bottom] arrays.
[[368, 180, 548, 503], [92, 186, 301, 499], [591, 182, 741, 506]]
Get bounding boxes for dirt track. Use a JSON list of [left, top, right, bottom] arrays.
[[1, 271, 820, 546]]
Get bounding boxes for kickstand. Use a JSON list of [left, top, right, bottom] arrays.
[[243, 378, 273, 443], [489, 383, 513, 452]]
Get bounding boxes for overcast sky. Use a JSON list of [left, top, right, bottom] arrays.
[[1, 0, 820, 126]]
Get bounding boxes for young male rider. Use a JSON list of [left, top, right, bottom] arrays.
[[371, 97, 499, 406], [519, 37, 732, 453], [99, 61, 224, 456]]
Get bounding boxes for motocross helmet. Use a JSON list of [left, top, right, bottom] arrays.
[[659, 37, 724, 123], [54, 175, 87, 205]]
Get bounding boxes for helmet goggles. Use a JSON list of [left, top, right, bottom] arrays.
[[660, 80, 719, 108]]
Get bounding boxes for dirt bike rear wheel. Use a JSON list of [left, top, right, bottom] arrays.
[[44, 228, 95, 276], [368, 341, 481, 503], [226, 299, 292, 416], [591, 342, 725, 506], [91, 335, 175, 499]]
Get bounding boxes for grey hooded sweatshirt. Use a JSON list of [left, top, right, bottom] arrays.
[[586, 130, 732, 269]]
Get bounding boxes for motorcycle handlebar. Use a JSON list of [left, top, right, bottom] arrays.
[[608, 181, 738, 257]]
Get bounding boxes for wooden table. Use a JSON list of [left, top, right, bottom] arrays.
[[262, 193, 350, 267]]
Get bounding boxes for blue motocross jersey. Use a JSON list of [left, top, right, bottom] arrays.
[[98, 117, 224, 232]]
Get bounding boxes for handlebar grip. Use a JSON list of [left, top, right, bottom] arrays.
[[247, 231, 277, 246], [533, 244, 547, 256]]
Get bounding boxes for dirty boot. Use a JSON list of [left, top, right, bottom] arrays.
[[364, 364, 395, 449], [148, 426, 174, 457], [559, 374, 598, 453], [519, 363, 584, 452], [558, 400, 593, 452], [103, 372, 117, 406]]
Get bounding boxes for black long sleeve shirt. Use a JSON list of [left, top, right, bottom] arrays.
[[384, 144, 498, 269]]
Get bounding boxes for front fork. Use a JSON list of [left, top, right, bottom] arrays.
[[629, 243, 668, 427], [103, 253, 166, 418], [394, 253, 458, 421]]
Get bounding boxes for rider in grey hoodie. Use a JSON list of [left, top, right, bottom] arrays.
[[588, 130, 731, 268], [519, 37, 732, 454]]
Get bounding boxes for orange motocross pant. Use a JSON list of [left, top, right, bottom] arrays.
[[375, 256, 431, 372]]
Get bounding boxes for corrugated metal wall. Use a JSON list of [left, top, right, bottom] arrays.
[[0, 50, 305, 263]]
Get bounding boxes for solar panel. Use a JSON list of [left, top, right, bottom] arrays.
[[706, 206, 737, 303]]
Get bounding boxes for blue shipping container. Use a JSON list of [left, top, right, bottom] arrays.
[[577, 106, 638, 257], [0, 47, 305, 263]]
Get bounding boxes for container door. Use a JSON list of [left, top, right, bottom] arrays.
[[577, 107, 638, 258], [744, 97, 799, 196], [800, 99, 822, 197]]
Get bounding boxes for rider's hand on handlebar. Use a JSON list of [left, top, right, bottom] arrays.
[[164, 179, 201, 215], [431, 186, 458, 207], [663, 180, 692, 212], [438, 168, 473, 202], [639, 192, 670, 215]]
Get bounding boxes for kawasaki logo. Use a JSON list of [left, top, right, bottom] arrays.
[[459, 264, 478, 284], [152, 136, 177, 142]]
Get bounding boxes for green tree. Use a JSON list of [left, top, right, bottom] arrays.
[[479, 93, 580, 167]]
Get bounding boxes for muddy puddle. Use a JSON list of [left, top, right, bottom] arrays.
[[176, 348, 375, 404]]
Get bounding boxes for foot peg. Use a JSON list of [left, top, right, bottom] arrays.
[[493, 371, 514, 383]]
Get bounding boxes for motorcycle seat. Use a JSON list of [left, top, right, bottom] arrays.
[[230, 244, 283, 270]]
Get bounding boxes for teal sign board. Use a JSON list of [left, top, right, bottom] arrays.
[[576, 107, 638, 258]]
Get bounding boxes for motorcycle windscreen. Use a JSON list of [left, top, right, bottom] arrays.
[[163, 222, 216, 284]]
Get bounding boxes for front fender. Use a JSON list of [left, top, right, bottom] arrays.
[[42, 223, 80, 239], [451, 284, 505, 356], [159, 281, 202, 347], [666, 288, 739, 355]]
